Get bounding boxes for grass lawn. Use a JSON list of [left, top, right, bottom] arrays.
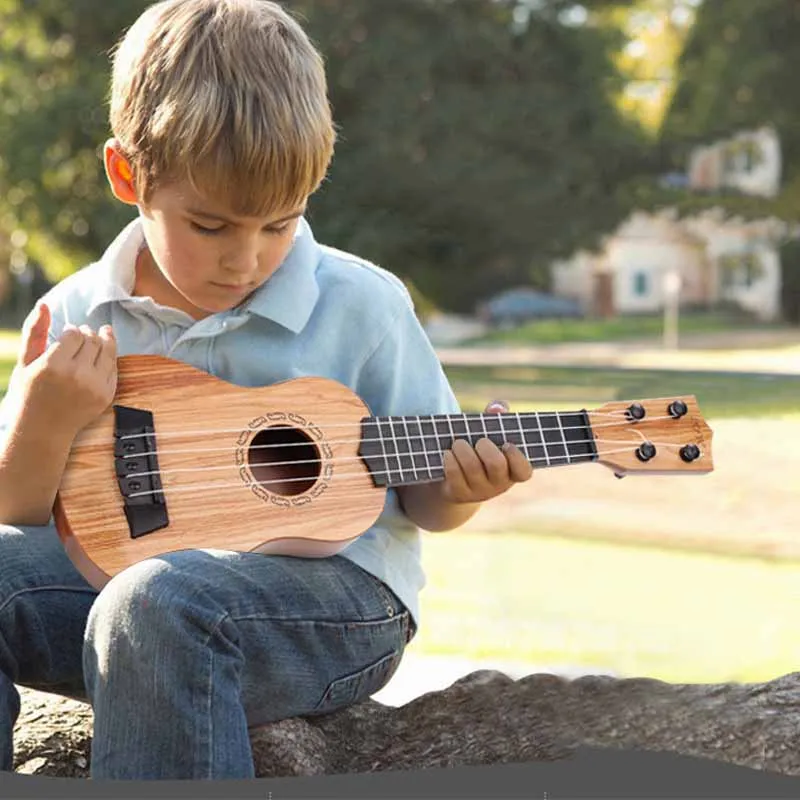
[[445, 364, 800, 420], [465, 310, 783, 346], [415, 530, 800, 684]]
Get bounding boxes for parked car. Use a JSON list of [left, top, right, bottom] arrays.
[[477, 287, 583, 328]]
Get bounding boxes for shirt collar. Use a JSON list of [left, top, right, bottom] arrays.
[[86, 216, 322, 334]]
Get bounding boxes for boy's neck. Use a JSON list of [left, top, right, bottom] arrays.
[[133, 247, 211, 321]]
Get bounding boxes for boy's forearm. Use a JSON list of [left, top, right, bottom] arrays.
[[397, 483, 481, 533], [0, 408, 77, 526]]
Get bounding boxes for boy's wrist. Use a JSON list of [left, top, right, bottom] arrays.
[[397, 482, 481, 533], [13, 397, 81, 451]]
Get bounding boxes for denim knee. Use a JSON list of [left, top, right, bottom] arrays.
[[0, 523, 80, 596], [83, 555, 229, 673]]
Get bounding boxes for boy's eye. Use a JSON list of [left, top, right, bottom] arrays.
[[191, 221, 224, 235], [190, 221, 291, 236]]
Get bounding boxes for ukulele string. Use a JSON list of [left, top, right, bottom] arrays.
[[121, 438, 693, 499], [74, 407, 671, 449], [110, 414, 681, 463], [122, 447, 652, 499]]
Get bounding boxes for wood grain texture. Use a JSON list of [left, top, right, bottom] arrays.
[[55, 355, 387, 587], [588, 395, 713, 476]]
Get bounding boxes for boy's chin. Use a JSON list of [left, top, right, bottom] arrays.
[[193, 289, 254, 315]]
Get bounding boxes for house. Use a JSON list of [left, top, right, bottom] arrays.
[[688, 126, 781, 198], [551, 127, 791, 321]]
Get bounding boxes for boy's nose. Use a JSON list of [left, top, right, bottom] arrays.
[[221, 248, 260, 276]]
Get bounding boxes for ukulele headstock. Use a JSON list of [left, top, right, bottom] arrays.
[[588, 395, 713, 477]]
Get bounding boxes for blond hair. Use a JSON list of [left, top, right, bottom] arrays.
[[109, 0, 335, 215]]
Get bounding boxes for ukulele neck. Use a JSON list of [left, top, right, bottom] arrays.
[[358, 411, 597, 488]]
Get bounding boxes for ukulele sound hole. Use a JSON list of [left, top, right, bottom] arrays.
[[247, 425, 321, 497]]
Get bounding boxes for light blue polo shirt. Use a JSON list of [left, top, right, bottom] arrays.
[[0, 216, 461, 625]]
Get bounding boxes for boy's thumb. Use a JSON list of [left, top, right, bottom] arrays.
[[19, 303, 51, 367]]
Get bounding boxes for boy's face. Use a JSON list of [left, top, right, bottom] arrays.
[[134, 180, 306, 319]]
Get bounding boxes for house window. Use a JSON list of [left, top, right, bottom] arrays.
[[633, 271, 649, 296]]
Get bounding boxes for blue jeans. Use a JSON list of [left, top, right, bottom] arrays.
[[0, 523, 413, 779]]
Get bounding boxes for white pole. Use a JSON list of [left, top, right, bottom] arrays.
[[663, 270, 681, 350]]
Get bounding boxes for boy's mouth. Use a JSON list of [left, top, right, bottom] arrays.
[[211, 281, 254, 291]]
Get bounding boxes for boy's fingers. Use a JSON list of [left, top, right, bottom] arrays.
[[18, 303, 51, 367], [484, 399, 509, 415], [96, 325, 117, 369], [442, 449, 471, 502], [45, 324, 88, 366], [504, 443, 534, 481], [475, 437, 510, 486], [451, 439, 494, 496]]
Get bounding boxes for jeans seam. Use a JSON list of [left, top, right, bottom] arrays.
[[227, 614, 403, 631], [205, 641, 214, 779], [0, 585, 96, 617], [200, 610, 236, 781]]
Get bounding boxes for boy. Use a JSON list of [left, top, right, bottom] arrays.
[[0, 0, 533, 780]]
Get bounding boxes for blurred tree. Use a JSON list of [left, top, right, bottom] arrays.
[[655, 0, 800, 324], [0, 0, 150, 278], [292, 0, 651, 310], [601, 0, 698, 134], [661, 0, 800, 183], [0, 0, 649, 312]]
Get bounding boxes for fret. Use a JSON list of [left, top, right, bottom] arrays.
[[555, 412, 571, 465], [414, 415, 435, 481], [390, 417, 414, 483], [434, 415, 454, 457], [426, 415, 447, 480], [466, 414, 487, 445], [560, 412, 598, 463], [514, 412, 531, 461], [379, 417, 400, 483], [446, 414, 456, 450], [451, 414, 470, 443], [425, 415, 446, 480], [480, 413, 504, 448], [538, 412, 569, 466], [497, 413, 509, 448], [533, 412, 550, 467], [400, 416, 419, 482]]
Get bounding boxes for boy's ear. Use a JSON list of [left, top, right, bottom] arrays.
[[104, 139, 139, 206]]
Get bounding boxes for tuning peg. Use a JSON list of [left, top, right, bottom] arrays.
[[636, 442, 657, 462], [668, 400, 688, 419], [680, 444, 701, 463], [626, 403, 646, 421]]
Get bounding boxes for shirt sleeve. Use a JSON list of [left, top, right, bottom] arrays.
[[354, 291, 461, 420]]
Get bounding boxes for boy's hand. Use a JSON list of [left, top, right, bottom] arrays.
[[17, 303, 118, 435], [440, 400, 534, 504]]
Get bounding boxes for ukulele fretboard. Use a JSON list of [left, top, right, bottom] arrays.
[[359, 411, 597, 488]]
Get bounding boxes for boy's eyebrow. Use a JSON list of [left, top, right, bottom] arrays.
[[185, 208, 306, 226]]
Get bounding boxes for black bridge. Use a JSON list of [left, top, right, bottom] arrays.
[[113, 405, 169, 538]]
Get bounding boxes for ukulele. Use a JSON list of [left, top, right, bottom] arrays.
[[53, 355, 714, 589]]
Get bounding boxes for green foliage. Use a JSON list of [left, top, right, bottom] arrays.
[[662, 0, 800, 183], [0, 0, 650, 311], [0, 0, 147, 276], [292, 0, 652, 310]]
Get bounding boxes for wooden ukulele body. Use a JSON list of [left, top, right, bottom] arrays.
[[54, 356, 386, 588]]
